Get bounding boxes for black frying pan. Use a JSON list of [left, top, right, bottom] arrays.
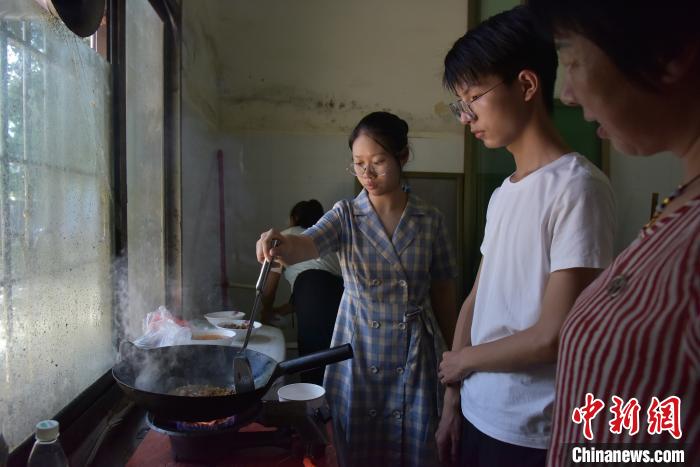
[[112, 342, 353, 421]]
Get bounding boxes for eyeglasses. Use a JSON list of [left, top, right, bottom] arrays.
[[346, 161, 388, 178], [448, 81, 504, 122]]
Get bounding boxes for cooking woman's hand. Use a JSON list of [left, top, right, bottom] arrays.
[[256, 228, 286, 264], [438, 348, 471, 385], [256, 229, 319, 267]]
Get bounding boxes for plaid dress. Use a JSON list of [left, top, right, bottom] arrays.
[[304, 190, 457, 466]]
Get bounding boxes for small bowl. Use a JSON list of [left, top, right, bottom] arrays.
[[278, 383, 326, 410], [214, 319, 262, 333], [205, 311, 245, 326], [189, 328, 236, 345]]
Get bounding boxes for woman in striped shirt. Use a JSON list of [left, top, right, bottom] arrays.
[[528, 1, 700, 465]]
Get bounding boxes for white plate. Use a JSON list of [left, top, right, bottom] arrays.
[[214, 319, 262, 333], [205, 311, 245, 326], [189, 328, 236, 346]]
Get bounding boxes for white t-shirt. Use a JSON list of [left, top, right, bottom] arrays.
[[281, 226, 342, 290], [460, 153, 615, 449]]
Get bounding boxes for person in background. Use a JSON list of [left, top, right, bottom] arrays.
[[261, 199, 343, 385], [435, 6, 615, 466], [257, 111, 458, 466], [526, 1, 700, 465]]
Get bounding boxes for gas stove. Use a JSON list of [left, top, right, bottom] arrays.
[[127, 399, 333, 466]]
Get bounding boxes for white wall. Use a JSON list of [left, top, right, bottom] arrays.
[[181, 108, 224, 316], [180, 1, 226, 317], [212, 0, 468, 136], [608, 149, 683, 253]]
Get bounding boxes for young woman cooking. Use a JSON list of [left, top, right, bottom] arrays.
[[256, 111, 458, 466]]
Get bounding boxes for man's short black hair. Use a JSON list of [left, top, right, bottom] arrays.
[[527, 0, 700, 91], [443, 5, 557, 113]]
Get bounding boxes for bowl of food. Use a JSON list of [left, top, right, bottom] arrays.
[[214, 319, 262, 333], [189, 328, 236, 345], [204, 311, 245, 327]]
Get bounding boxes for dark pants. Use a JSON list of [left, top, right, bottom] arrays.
[[291, 269, 343, 385], [460, 416, 547, 467]]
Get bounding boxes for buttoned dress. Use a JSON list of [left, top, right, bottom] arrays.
[[304, 190, 457, 466]]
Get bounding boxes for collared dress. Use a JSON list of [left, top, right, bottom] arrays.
[[304, 190, 457, 467]]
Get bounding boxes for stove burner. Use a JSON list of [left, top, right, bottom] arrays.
[[166, 403, 261, 433], [145, 400, 329, 463], [174, 415, 235, 432]]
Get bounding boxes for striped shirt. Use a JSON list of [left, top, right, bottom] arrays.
[[548, 196, 700, 466]]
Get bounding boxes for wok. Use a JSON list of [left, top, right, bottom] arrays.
[[112, 341, 353, 421]]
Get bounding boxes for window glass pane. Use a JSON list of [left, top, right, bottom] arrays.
[[0, 10, 112, 450], [5, 20, 22, 41], [26, 21, 44, 52]]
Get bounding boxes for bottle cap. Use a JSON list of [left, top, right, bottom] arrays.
[[35, 420, 59, 442]]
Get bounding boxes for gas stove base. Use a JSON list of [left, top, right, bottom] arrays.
[[168, 427, 294, 462]]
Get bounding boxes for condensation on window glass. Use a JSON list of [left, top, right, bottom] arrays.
[[0, 4, 112, 450], [122, 0, 165, 340]]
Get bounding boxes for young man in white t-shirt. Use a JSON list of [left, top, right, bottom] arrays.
[[435, 6, 615, 466]]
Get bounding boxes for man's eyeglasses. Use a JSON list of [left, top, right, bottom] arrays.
[[448, 81, 504, 122]]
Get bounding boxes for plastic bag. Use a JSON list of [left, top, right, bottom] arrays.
[[132, 306, 191, 348]]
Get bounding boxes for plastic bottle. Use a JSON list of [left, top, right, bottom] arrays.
[[26, 420, 69, 467]]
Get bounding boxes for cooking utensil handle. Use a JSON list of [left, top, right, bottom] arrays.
[[242, 239, 280, 352], [240, 294, 260, 351], [278, 344, 353, 375], [255, 239, 280, 293]]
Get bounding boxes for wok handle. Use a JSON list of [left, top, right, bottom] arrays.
[[278, 344, 353, 375]]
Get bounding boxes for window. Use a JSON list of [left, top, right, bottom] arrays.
[[0, 15, 113, 450]]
